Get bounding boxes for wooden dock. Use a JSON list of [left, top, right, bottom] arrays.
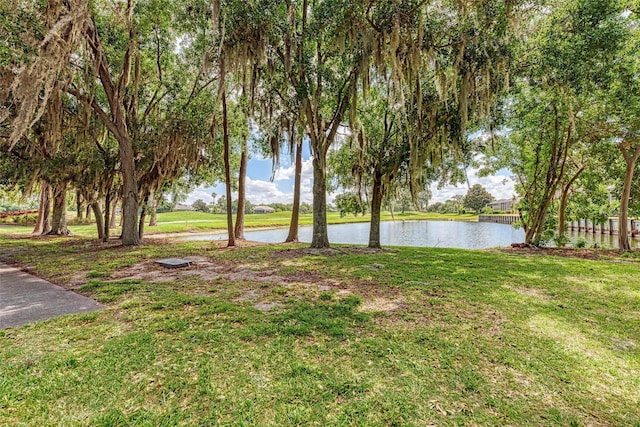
[[479, 215, 640, 235]]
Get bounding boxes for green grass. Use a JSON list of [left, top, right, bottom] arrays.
[[0, 210, 477, 239], [1, 236, 638, 426]]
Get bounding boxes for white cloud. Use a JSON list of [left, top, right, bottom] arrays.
[[430, 167, 516, 203], [187, 187, 217, 204], [187, 159, 515, 208], [245, 177, 289, 204], [273, 158, 314, 181]]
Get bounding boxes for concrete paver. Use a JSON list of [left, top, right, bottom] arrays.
[[0, 262, 104, 329]]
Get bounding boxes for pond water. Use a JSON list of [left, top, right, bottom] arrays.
[[179, 220, 640, 249], [182, 220, 507, 249]]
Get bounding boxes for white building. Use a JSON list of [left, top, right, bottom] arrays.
[[254, 205, 276, 214]]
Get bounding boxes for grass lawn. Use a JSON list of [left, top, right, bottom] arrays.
[[0, 210, 478, 239], [0, 235, 638, 426]]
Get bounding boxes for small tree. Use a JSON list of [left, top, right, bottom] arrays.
[[192, 199, 209, 213], [463, 184, 494, 213]]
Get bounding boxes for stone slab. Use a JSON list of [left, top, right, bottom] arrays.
[[155, 258, 192, 268], [0, 262, 104, 330]]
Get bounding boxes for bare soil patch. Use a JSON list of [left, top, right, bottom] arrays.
[[494, 246, 639, 261], [358, 297, 404, 313]]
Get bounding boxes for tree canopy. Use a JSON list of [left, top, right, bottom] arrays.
[[3, 0, 640, 251]]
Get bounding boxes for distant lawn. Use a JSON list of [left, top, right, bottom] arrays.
[[0, 237, 638, 425], [1, 210, 478, 239]]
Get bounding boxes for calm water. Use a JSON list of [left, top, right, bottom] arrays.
[[181, 220, 518, 249], [180, 220, 639, 249]]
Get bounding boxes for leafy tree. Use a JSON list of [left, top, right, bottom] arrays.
[[216, 196, 227, 214], [463, 184, 494, 213], [335, 192, 366, 218], [597, 9, 640, 250], [192, 199, 209, 213], [231, 199, 254, 214], [488, 0, 625, 245]]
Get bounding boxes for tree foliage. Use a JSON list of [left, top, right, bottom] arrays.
[[463, 184, 494, 213]]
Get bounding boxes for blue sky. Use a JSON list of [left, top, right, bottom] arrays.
[[186, 142, 516, 206]]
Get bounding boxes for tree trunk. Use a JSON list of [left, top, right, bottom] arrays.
[[149, 196, 159, 227], [234, 135, 248, 240], [86, 204, 92, 220], [524, 226, 535, 245], [557, 167, 584, 245], [524, 186, 556, 245], [76, 189, 84, 220], [110, 198, 118, 229], [557, 187, 569, 245], [119, 137, 140, 245], [92, 202, 105, 241], [48, 183, 70, 235], [103, 191, 111, 242], [82, 19, 139, 245], [222, 91, 235, 247], [138, 192, 149, 240], [618, 151, 639, 251], [311, 150, 329, 248], [368, 171, 383, 249], [33, 182, 52, 235], [285, 136, 303, 243]]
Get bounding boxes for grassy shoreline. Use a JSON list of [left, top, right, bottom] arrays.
[[0, 210, 478, 238], [0, 235, 639, 425]]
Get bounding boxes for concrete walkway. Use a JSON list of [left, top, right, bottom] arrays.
[[0, 262, 104, 329]]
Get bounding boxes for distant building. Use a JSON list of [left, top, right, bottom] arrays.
[[254, 205, 275, 214], [487, 198, 514, 212], [174, 204, 194, 211]]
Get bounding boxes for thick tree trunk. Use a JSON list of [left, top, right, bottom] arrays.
[[119, 138, 140, 245], [285, 137, 303, 243], [618, 153, 638, 251], [311, 150, 329, 248], [33, 182, 52, 235], [368, 172, 383, 249], [48, 183, 70, 235], [222, 91, 235, 247], [234, 135, 248, 240], [91, 202, 105, 241]]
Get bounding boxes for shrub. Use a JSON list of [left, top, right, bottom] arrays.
[[575, 238, 588, 248], [553, 234, 570, 247]]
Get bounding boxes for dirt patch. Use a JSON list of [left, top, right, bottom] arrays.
[[269, 246, 398, 260], [226, 269, 287, 284], [234, 289, 262, 302], [358, 297, 403, 313], [254, 302, 283, 312], [494, 247, 639, 262]]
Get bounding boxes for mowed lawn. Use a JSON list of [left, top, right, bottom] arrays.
[[0, 235, 638, 426]]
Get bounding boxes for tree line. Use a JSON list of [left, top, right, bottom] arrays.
[[1, 0, 639, 250]]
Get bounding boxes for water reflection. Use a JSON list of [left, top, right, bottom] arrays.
[[179, 220, 638, 249]]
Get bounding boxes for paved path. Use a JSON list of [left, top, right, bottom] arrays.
[[0, 262, 104, 329]]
